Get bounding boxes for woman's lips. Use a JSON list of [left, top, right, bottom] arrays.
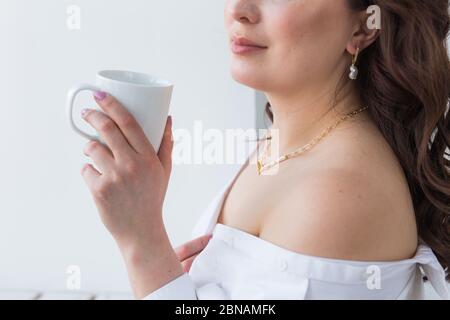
[[231, 42, 268, 54]]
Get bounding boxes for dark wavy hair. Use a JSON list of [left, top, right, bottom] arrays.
[[263, 0, 450, 280]]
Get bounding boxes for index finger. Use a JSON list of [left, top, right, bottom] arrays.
[[93, 91, 155, 156], [175, 234, 213, 261]]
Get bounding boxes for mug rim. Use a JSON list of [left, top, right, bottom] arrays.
[[97, 69, 173, 88]]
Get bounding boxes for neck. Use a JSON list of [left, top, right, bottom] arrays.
[[265, 79, 365, 155]]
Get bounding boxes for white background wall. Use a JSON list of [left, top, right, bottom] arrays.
[[0, 0, 256, 293]]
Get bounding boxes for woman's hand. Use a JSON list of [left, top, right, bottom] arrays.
[[175, 234, 213, 272], [80, 91, 174, 250], [79, 91, 186, 299]]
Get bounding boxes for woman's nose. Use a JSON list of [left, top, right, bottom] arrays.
[[227, 0, 260, 24]]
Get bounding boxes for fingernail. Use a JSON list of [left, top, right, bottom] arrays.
[[169, 116, 174, 141], [81, 108, 91, 118], [94, 91, 107, 101]]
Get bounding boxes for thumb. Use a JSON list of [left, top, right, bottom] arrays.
[[158, 115, 174, 174]]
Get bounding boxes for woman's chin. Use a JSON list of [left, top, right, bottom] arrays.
[[229, 66, 268, 91]]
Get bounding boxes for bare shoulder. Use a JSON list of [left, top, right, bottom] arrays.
[[261, 121, 418, 261]]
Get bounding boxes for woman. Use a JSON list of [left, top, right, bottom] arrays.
[[80, 0, 450, 299]]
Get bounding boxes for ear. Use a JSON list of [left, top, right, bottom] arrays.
[[346, 10, 380, 55]]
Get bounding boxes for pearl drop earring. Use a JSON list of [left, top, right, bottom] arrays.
[[349, 47, 360, 80]]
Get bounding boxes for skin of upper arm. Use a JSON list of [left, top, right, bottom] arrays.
[[263, 168, 418, 261]]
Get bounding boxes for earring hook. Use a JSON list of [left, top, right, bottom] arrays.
[[352, 47, 360, 65]]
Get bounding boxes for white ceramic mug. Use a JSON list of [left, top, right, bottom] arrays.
[[66, 70, 173, 152]]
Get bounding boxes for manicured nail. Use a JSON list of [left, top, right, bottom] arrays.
[[81, 108, 91, 118], [168, 116, 173, 141], [94, 91, 107, 101]]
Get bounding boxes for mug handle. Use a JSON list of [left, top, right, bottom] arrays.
[[66, 83, 104, 142]]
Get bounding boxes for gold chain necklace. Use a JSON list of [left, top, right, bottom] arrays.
[[256, 106, 369, 175]]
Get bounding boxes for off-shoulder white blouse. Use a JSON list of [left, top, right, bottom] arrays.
[[143, 140, 449, 300]]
